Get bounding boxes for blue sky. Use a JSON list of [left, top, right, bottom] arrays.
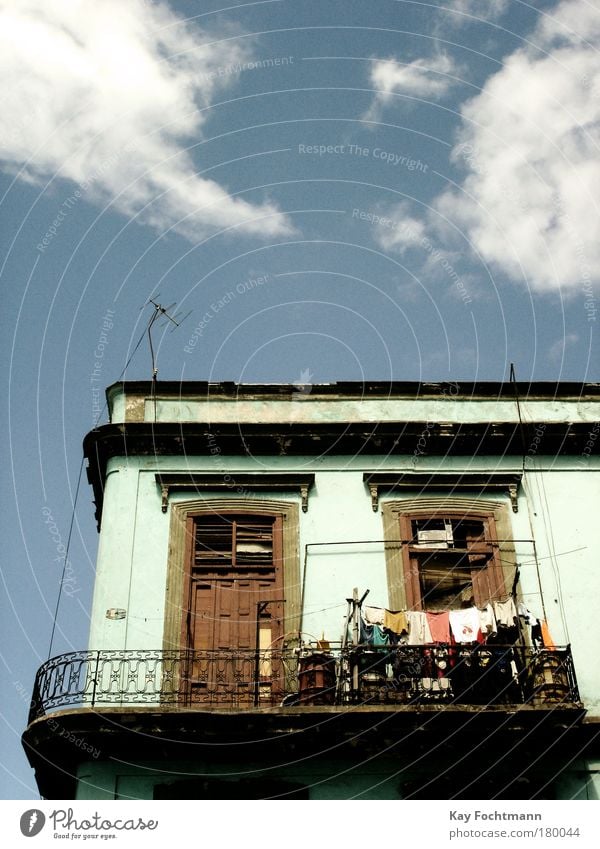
[[1, 0, 598, 799]]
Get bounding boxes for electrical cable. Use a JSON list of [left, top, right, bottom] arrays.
[[46, 300, 191, 662], [46, 321, 150, 660], [519, 404, 571, 642], [47, 456, 85, 660], [89, 322, 149, 429]]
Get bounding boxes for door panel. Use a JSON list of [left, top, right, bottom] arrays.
[[191, 578, 280, 652], [188, 576, 281, 705], [184, 514, 283, 705]]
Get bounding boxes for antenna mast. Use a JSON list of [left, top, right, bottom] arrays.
[[144, 297, 191, 417], [146, 298, 182, 379]]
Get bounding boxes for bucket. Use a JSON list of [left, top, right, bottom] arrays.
[[297, 653, 336, 704]]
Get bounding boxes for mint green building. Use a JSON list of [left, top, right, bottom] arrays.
[[23, 381, 600, 799]]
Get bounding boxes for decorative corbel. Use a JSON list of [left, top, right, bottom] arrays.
[[369, 483, 379, 512], [300, 484, 309, 513], [508, 483, 518, 513], [161, 484, 169, 513]]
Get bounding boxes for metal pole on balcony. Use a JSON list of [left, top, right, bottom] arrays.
[[254, 599, 285, 707], [298, 545, 309, 644], [532, 538, 548, 621], [254, 603, 267, 707], [351, 588, 369, 697]]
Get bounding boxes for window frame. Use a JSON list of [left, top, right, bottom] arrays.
[[381, 496, 516, 611], [192, 513, 280, 572], [163, 498, 300, 651], [399, 510, 504, 611]]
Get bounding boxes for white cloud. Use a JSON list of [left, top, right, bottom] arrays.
[[442, 1, 509, 23], [372, 203, 429, 254], [536, 0, 600, 45], [364, 54, 461, 121], [548, 332, 579, 361], [0, 0, 292, 239], [433, 0, 600, 292], [373, 209, 479, 303], [372, 54, 459, 99]]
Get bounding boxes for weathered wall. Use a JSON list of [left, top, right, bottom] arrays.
[[109, 392, 600, 426], [88, 449, 600, 716]]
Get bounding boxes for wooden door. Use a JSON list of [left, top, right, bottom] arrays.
[[183, 514, 283, 705]]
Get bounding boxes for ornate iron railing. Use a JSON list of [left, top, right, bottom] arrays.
[[27, 645, 580, 724]]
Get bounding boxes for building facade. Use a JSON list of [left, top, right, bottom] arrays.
[[23, 381, 600, 799]]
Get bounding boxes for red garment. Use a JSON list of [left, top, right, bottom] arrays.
[[426, 610, 450, 643]]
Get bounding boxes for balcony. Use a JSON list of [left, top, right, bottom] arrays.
[[28, 644, 580, 723]]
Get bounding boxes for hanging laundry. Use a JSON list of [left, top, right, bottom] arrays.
[[426, 610, 450, 643], [383, 609, 409, 635], [359, 618, 373, 645], [359, 619, 390, 647], [517, 601, 533, 623], [432, 649, 451, 698], [517, 601, 543, 627], [448, 648, 473, 700], [540, 620, 556, 650], [363, 606, 385, 625], [449, 608, 481, 643], [407, 611, 433, 645], [493, 597, 518, 627], [478, 603, 497, 636], [373, 624, 390, 647]]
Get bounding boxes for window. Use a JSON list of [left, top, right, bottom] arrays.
[[381, 497, 515, 612], [194, 515, 275, 571], [400, 513, 505, 611]]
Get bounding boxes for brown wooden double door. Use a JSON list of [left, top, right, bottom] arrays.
[[183, 514, 283, 705]]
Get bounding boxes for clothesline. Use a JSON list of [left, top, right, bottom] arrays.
[[359, 599, 554, 648]]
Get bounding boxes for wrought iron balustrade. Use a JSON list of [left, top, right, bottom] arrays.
[[344, 644, 579, 707], [27, 644, 580, 723]]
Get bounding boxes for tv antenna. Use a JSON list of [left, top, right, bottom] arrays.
[[144, 296, 191, 380], [141, 297, 191, 423]]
